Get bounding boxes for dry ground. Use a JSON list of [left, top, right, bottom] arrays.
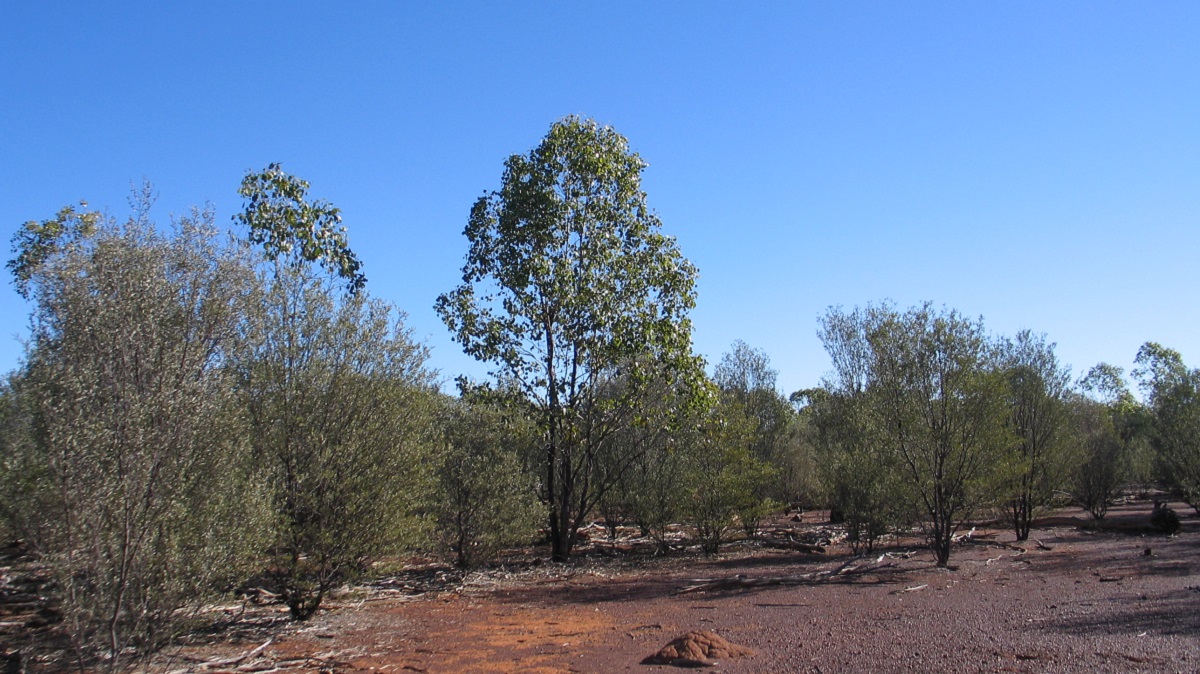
[[4, 501, 1199, 673]]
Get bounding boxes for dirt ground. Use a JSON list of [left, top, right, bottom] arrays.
[[5, 502, 1199, 673]]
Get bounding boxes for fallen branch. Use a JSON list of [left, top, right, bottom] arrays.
[[952, 527, 977, 542], [889, 584, 927, 595], [976, 541, 1027, 554], [674, 556, 892, 595], [202, 639, 272, 669], [756, 540, 826, 554]]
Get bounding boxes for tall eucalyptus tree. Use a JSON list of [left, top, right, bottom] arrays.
[[437, 117, 704, 560]]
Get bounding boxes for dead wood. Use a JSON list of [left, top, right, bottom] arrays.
[[674, 556, 892, 594], [201, 639, 272, 669], [755, 540, 826, 554]]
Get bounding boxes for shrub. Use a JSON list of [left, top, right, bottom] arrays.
[[238, 264, 437, 620], [434, 400, 540, 568], [3, 202, 263, 669]]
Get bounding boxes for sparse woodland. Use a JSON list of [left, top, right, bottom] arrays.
[[2, 117, 1198, 671]]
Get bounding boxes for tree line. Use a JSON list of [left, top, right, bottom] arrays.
[[1, 117, 1197, 671]]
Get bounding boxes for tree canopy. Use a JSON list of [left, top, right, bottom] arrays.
[[436, 116, 704, 560]]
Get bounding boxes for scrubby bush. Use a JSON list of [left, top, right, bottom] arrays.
[[684, 401, 776, 554], [608, 431, 688, 551], [1071, 398, 1126, 520], [238, 264, 436, 619], [997, 331, 1076, 541], [3, 200, 264, 670], [434, 399, 540, 568], [802, 388, 909, 554], [1134, 344, 1200, 512]]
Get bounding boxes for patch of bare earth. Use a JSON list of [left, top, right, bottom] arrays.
[[6, 501, 1200, 673]]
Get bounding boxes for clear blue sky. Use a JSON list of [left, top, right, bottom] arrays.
[[2, 2, 1197, 395]]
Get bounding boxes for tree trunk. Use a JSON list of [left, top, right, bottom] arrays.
[[933, 513, 952, 567]]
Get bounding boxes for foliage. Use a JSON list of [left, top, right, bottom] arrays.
[[805, 387, 911, 553], [237, 264, 436, 619], [599, 368, 695, 552], [683, 398, 776, 554], [434, 397, 541, 568], [6, 202, 101, 299], [234, 163, 365, 293], [1069, 395, 1127, 520], [770, 411, 827, 510], [3, 200, 262, 670], [714, 339, 778, 395], [1078, 363, 1154, 490], [614, 434, 691, 552], [233, 164, 435, 617], [996, 331, 1076, 541], [435, 116, 704, 560], [819, 303, 1010, 566], [713, 340, 799, 507], [0, 374, 46, 544], [1133, 343, 1200, 511]]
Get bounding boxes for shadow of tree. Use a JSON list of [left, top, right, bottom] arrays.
[[1046, 591, 1200, 637]]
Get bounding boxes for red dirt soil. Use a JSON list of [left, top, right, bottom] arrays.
[[6, 502, 1200, 673]]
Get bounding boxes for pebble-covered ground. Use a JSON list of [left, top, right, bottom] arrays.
[[5, 502, 1198, 673]]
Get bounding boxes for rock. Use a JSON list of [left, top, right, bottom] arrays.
[[641, 630, 753, 667]]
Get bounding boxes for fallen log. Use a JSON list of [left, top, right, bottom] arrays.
[[674, 556, 892, 595], [756, 540, 826, 554]]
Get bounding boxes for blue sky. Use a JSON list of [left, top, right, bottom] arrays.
[[2, 2, 1197, 395]]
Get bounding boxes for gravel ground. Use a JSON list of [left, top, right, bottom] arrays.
[[6, 503, 1198, 673]]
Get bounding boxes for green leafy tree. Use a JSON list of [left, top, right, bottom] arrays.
[[6, 202, 100, 299], [235, 166, 435, 618], [813, 311, 915, 553], [1069, 394, 1126, 519], [614, 433, 691, 552], [1134, 343, 1200, 510], [597, 362, 703, 553], [820, 303, 1009, 566], [1079, 363, 1154, 490], [436, 116, 704, 561], [0, 374, 45, 544], [778, 392, 830, 511], [4, 197, 262, 670], [997, 331, 1075, 541], [806, 387, 911, 553], [1072, 363, 1150, 515], [593, 384, 665, 542]]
